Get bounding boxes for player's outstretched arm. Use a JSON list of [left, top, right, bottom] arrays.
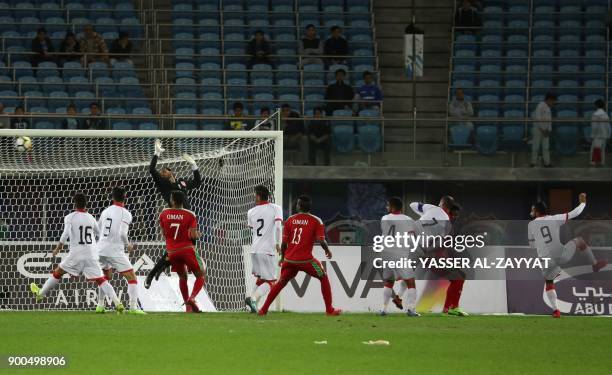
[[409, 202, 436, 215], [182, 153, 202, 190], [320, 240, 332, 259], [567, 193, 587, 220], [52, 242, 63, 257], [551, 193, 587, 222], [149, 140, 165, 180]]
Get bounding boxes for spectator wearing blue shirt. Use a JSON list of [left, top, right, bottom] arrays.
[[356, 71, 383, 111]]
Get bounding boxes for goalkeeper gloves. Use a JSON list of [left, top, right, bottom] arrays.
[[154, 139, 165, 157], [182, 153, 198, 170]]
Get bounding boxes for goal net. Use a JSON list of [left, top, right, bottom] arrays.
[[0, 129, 283, 311]]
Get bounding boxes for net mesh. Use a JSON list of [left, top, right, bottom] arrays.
[[0, 132, 280, 311]]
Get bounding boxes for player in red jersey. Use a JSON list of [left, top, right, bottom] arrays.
[[258, 195, 341, 316], [159, 191, 206, 313]]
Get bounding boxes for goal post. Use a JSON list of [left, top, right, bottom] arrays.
[[0, 129, 283, 312]]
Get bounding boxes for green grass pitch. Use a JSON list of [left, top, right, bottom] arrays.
[[1, 312, 611, 374]]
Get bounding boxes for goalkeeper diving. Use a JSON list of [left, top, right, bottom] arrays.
[[145, 139, 202, 288]]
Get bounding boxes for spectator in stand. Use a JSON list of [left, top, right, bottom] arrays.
[[325, 68, 354, 115], [61, 104, 80, 129], [59, 31, 81, 65], [308, 107, 331, 165], [590, 99, 611, 166], [31, 27, 55, 67], [11, 106, 29, 129], [281, 103, 306, 161], [455, 0, 482, 34], [110, 32, 133, 66], [356, 71, 383, 110], [227, 102, 250, 130], [80, 102, 105, 129], [0, 103, 9, 129], [246, 30, 272, 68], [531, 93, 556, 168], [299, 24, 324, 66], [80, 24, 109, 64], [323, 26, 349, 66], [249, 106, 275, 130], [448, 88, 474, 136]]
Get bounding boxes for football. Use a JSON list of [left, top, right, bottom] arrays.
[[14, 136, 32, 152]]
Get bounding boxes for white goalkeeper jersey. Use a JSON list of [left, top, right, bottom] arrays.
[[97, 203, 133, 257], [247, 202, 283, 255], [528, 203, 585, 258], [59, 210, 100, 259]]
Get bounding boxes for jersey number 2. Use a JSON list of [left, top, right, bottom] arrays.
[[256, 219, 264, 237]]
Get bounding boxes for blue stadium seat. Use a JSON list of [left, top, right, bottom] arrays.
[[555, 126, 579, 155], [357, 124, 381, 153], [475, 126, 498, 155], [449, 125, 472, 149], [332, 124, 355, 153]]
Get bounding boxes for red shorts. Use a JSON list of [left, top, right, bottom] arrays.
[[279, 258, 326, 282], [168, 248, 204, 274]]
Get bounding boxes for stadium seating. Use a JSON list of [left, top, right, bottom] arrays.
[[450, 0, 606, 155], [164, 0, 380, 152], [0, 1, 150, 128]]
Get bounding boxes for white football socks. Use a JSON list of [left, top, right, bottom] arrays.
[[546, 289, 559, 311], [128, 282, 139, 310], [405, 287, 417, 311], [253, 282, 271, 304], [382, 286, 393, 312], [99, 281, 121, 306], [40, 275, 60, 297], [582, 246, 597, 265]]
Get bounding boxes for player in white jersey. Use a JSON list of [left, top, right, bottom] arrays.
[[96, 187, 145, 315], [410, 196, 468, 316], [528, 193, 608, 318], [379, 197, 420, 316], [30, 192, 124, 313], [245, 185, 282, 313]]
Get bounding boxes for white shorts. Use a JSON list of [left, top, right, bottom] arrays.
[[251, 253, 277, 281], [98, 253, 134, 273], [59, 254, 104, 280], [381, 250, 416, 281], [541, 240, 577, 280]]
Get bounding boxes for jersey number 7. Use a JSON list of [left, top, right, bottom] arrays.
[[170, 223, 180, 240]]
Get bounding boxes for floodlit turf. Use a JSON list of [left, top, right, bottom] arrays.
[[1, 312, 611, 375]]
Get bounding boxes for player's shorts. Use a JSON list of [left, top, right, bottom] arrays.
[[279, 258, 326, 281], [251, 253, 277, 281], [98, 253, 133, 273], [541, 240, 577, 280], [168, 248, 205, 274], [380, 249, 416, 281], [59, 254, 104, 280]]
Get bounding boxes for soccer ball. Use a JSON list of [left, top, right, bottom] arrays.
[[14, 136, 32, 152]]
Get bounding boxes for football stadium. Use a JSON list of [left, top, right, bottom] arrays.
[[1, 0, 612, 373]]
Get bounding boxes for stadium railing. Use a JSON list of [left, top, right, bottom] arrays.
[[447, 0, 610, 164]]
